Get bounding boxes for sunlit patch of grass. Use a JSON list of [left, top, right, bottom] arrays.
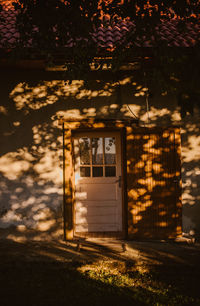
[[79, 261, 200, 305]]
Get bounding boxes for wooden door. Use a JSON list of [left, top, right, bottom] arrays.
[[73, 131, 123, 237], [127, 128, 182, 239]]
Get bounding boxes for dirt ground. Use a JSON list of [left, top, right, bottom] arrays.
[[0, 238, 200, 305]]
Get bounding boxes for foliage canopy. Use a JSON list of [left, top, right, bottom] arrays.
[[12, 0, 200, 114]]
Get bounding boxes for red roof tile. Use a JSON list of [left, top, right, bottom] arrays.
[[0, 1, 200, 49]]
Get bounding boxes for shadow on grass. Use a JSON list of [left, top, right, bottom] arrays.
[[0, 239, 200, 306], [0, 240, 148, 306]]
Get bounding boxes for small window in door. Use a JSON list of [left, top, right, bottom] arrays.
[[77, 137, 117, 177]]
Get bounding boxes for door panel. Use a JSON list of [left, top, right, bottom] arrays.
[[76, 200, 117, 208], [75, 183, 117, 201], [127, 128, 182, 239], [75, 223, 118, 233], [73, 131, 122, 236]]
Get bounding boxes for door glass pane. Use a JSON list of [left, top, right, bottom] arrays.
[[92, 138, 103, 165], [105, 166, 116, 177], [79, 138, 90, 165], [92, 166, 103, 177], [80, 167, 90, 177], [105, 137, 116, 164]]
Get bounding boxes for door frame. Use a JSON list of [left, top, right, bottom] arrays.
[[71, 127, 127, 239], [62, 119, 181, 240], [62, 120, 128, 240]]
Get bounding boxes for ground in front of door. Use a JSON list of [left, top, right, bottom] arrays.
[[0, 238, 200, 306]]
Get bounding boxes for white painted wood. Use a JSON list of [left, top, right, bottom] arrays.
[[75, 182, 117, 200], [75, 201, 117, 208], [73, 131, 122, 233], [75, 223, 118, 233]]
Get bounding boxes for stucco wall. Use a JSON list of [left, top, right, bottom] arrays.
[[0, 67, 199, 240]]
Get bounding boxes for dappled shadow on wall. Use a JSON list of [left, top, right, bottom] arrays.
[[0, 121, 63, 241], [0, 71, 200, 240], [180, 120, 200, 233], [0, 75, 129, 241], [127, 128, 182, 240]]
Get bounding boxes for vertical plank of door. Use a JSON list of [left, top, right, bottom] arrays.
[[174, 128, 182, 237], [63, 127, 74, 240]]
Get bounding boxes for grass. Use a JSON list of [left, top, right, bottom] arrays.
[[0, 240, 200, 306], [80, 261, 200, 306], [1, 258, 199, 306]]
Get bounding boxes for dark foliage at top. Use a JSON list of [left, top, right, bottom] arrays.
[[11, 0, 200, 115]]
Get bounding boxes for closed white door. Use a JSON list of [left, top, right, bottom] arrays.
[[73, 131, 122, 234]]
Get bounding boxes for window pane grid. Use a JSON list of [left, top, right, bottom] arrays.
[[77, 136, 117, 177]]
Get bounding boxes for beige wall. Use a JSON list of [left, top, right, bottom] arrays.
[[0, 68, 199, 240]]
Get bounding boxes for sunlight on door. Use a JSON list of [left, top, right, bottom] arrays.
[[73, 132, 122, 235]]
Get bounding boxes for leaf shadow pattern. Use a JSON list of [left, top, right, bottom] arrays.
[[0, 68, 199, 239]]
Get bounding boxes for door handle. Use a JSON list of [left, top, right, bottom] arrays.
[[118, 175, 122, 188]]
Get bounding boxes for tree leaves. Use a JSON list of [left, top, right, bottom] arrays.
[[11, 0, 200, 114]]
